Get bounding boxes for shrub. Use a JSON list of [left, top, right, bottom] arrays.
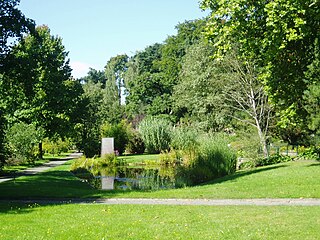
[[101, 120, 130, 155], [138, 117, 172, 154], [298, 146, 320, 160], [126, 130, 145, 154], [6, 123, 44, 163], [255, 154, 293, 167], [42, 138, 72, 156]]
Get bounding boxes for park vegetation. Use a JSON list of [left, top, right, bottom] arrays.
[[0, 0, 319, 183]]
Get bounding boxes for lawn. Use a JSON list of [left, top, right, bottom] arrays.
[[1, 158, 320, 239], [0, 159, 319, 199], [117, 153, 160, 164], [0, 203, 319, 239]]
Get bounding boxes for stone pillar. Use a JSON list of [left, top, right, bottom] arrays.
[[101, 137, 114, 157]]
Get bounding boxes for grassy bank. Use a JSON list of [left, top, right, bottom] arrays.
[[0, 159, 319, 199], [0, 203, 319, 239]]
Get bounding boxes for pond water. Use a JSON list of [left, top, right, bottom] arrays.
[[87, 166, 182, 190]]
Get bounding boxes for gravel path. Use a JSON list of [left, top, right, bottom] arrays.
[[2, 198, 320, 206], [0, 152, 82, 183]]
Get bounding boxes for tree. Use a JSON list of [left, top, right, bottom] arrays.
[[0, 0, 35, 66], [201, 0, 320, 134], [173, 42, 232, 131], [0, 0, 34, 166], [105, 54, 128, 105], [124, 19, 207, 121], [222, 54, 273, 157], [80, 68, 105, 85], [3, 25, 76, 157]]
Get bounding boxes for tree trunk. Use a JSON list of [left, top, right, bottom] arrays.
[[256, 124, 268, 158], [38, 141, 43, 159]]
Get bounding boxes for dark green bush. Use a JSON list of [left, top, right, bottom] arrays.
[[126, 130, 145, 154], [255, 154, 293, 167]]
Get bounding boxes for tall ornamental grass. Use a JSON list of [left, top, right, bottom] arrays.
[[164, 133, 237, 185], [138, 117, 172, 154]]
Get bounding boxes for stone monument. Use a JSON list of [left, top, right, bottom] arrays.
[[101, 137, 114, 157]]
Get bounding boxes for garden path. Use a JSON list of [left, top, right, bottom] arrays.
[[0, 152, 82, 183], [3, 198, 320, 206]]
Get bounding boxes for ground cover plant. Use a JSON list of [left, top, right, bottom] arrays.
[[0, 203, 319, 240]]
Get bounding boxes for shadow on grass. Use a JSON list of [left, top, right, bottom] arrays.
[[202, 165, 288, 186]]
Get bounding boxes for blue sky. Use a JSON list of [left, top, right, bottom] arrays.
[[19, 0, 209, 78]]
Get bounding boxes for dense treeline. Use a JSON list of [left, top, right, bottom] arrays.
[[0, 0, 319, 168]]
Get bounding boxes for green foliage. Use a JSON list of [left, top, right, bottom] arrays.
[[201, 0, 320, 138], [161, 134, 237, 185], [298, 146, 320, 160], [125, 130, 145, 154], [6, 122, 43, 163], [101, 120, 130, 155], [138, 117, 172, 154], [70, 154, 124, 177], [170, 127, 198, 152], [42, 138, 71, 156], [0, 0, 35, 56], [255, 155, 293, 167]]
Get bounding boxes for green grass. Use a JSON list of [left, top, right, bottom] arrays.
[[0, 203, 319, 239], [118, 153, 160, 164], [0, 159, 319, 200], [1, 159, 49, 176], [0, 152, 70, 177]]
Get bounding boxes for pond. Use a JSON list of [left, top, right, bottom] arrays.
[[83, 165, 185, 191]]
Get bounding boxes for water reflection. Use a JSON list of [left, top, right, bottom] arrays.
[[89, 166, 178, 190]]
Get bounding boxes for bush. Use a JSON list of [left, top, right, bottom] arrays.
[[42, 138, 72, 156], [6, 123, 44, 163], [255, 154, 293, 167], [101, 120, 130, 155], [126, 130, 145, 154], [138, 117, 172, 154], [298, 146, 320, 160]]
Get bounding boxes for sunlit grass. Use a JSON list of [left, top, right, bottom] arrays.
[[0, 203, 319, 239], [0, 159, 319, 200]]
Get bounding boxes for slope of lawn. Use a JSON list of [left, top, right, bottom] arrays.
[[0, 203, 319, 239], [0, 159, 319, 199]]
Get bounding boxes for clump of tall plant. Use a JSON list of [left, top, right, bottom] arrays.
[[161, 132, 237, 185], [138, 117, 172, 154]]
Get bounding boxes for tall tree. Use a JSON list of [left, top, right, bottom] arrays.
[[105, 54, 128, 105], [201, 0, 320, 136], [0, 0, 35, 166], [0, 0, 35, 66], [3, 25, 76, 156], [173, 42, 232, 130]]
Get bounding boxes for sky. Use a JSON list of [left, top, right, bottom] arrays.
[[19, 0, 209, 79]]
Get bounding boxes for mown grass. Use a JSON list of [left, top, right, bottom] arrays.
[[0, 203, 319, 239], [0, 159, 319, 200], [118, 153, 160, 164]]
